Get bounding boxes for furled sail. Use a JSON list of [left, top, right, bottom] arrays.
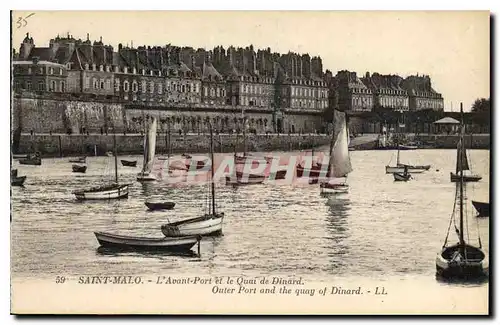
[[455, 132, 470, 173], [328, 110, 353, 178], [143, 117, 158, 174]]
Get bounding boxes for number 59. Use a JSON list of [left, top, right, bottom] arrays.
[[55, 276, 66, 284]]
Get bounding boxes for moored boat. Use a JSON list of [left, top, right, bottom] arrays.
[[393, 172, 411, 182], [72, 164, 87, 173], [69, 156, 86, 163], [19, 153, 41, 166], [145, 201, 176, 211], [94, 231, 200, 252], [12, 154, 28, 159], [11, 175, 27, 186], [386, 166, 425, 174], [450, 172, 482, 183], [73, 183, 130, 200], [161, 124, 224, 237], [137, 117, 158, 182], [398, 163, 431, 170], [121, 160, 137, 167], [225, 171, 265, 185], [472, 200, 490, 217], [436, 104, 488, 280]]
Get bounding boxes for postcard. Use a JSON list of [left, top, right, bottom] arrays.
[[10, 10, 490, 315]]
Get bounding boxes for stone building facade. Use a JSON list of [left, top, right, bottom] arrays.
[[13, 33, 329, 134], [361, 72, 410, 111], [327, 70, 374, 112], [402, 75, 444, 111]]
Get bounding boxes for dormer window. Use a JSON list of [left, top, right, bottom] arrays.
[[92, 63, 96, 71], [59, 68, 63, 76], [106, 66, 110, 72], [124, 67, 128, 74], [150, 70, 153, 76], [141, 69, 145, 75], [48, 67, 53, 75], [99, 65, 104, 72], [133, 67, 137, 74], [114, 66, 119, 73], [158, 70, 162, 77], [85, 63, 89, 70]]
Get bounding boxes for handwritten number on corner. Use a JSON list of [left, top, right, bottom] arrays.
[[16, 13, 35, 29]]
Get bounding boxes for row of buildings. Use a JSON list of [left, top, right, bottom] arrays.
[[12, 33, 444, 134]]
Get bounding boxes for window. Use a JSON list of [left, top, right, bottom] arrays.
[[150, 82, 154, 93], [158, 83, 162, 94], [123, 81, 130, 92], [114, 79, 120, 91], [210, 87, 215, 97], [204, 86, 208, 97], [195, 83, 200, 93], [99, 65, 104, 72], [50, 80, 56, 91], [26, 81, 31, 91], [100, 80, 105, 89], [105, 79, 111, 90], [61, 81, 65, 92], [28, 67, 32, 74], [59, 68, 63, 75], [84, 77, 90, 89], [216, 88, 220, 97], [38, 81, 44, 91], [141, 81, 146, 93], [85, 63, 89, 70], [131, 81, 137, 92], [93, 78, 98, 89]]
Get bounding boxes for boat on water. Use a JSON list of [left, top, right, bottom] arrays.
[[320, 109, 352, 195], [72, 164, 87, 173], [226, 171, 266, 185], [450, 133, 482, 183], [161, 124, 224, 237], [121, 160, 137, 167], [72, 132, 130, 200], [12, 154, 28, 159], [19, 152, 41, 166], [11, 174, 26, 186], [137, 117, 158, 182], [398, 163, 431, 171], [393, 172, 412, 182], [436, 104, 488, 280], [69, 156, 86, 163], [145, 201, 176, 211], [94, 231, 200, 252], [472, 200, 490, 217]]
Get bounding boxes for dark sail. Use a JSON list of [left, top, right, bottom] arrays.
[[455, 136, 470, 173]]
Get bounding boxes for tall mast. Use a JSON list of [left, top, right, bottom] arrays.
[[209, 123, 216, 215], [459, 103, 465, 253], [113, 128, 118, 184], [327, 110, 336, 176], [242, 108, 247, 156]]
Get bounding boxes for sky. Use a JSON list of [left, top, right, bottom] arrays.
[[11, 10, 490, 111]]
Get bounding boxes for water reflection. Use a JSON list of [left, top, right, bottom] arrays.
[[96, 246, 199, 259], [324, 197, 351, 272], [435, 273, 489, 286]]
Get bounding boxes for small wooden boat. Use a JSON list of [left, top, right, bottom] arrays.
[[145, 201, 176, 211], [12, 154, 28, 159], [161, 213, 224, 237], [73, 183, 130, 200], [398, 163, 431, 171], [386, 166, 425, 174], [393, 172, 411, 182], [19, 153, 41, 166], [226, 171, 265, 185], [121, 159, 137, 167], [11, 175, 26, 186], [72, 164, 87, 173], [94, 231, 200, 252], [472, 200, 490, 217], [69, 156, 86, 163], [450, 172, 482, 183]]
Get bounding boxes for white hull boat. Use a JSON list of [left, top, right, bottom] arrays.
[[73, 183, 130, 200], [161, 214, 224, 237], [320, 182, 349, 194], [385, 166, 425, 174]]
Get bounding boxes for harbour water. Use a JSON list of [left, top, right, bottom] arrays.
[[11, 149, 489, 289]]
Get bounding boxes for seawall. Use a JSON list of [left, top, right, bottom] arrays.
[[15, 133, 332, 157]]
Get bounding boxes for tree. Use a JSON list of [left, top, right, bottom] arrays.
[[471, 98, 490, 114]]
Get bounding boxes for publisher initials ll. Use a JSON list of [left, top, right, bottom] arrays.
[[374, 287, 387, 295]]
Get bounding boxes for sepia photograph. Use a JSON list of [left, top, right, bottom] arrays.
[[8, 8, 491, 315]]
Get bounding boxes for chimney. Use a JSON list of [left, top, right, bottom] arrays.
[[32, 56, 40, 65]]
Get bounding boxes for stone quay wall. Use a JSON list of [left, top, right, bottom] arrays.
[[15, 133, 332, 157]]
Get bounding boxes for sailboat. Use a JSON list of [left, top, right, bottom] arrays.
[[320, 110, 352, 194], [450, 133, 482, 182], [436, 105, 488, 279], [72, 130, 130, 200], [137, 117, 158, 182], [161, 124, 224, 237], [385, 117, 429, 174]]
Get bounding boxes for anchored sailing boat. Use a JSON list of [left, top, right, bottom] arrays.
[[72, 131, 130, 200], [450, 132, 482, 182], [161, 124, 224, 237], [320, 110, 352, 194], [137, 117, 158, 182], [436, 106, 488, 279]]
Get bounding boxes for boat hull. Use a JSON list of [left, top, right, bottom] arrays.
[[398, 163, 431, 170], [121, 160, 137, 167], [435, 244, 488, 279], [137, 172, 156, 182], [69, 157, 86, 163], [393, 172, 411, 181], [11, 176, 26, 186], [145, 202, 176, 211], [19, 159, 41, 166], [73, 184, 130, 201], [72, 164, 87, 173], [450, 172, 482, 182], [94, 232, 199, 252], [161, 214, 224, 237], [320, 182, 349, 194], [385, 166, 425, 174], [472, 200, 490, 217]]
